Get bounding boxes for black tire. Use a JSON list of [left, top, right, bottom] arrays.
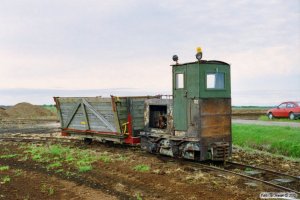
[[268, 113, 274, 120], [83, 138, 93, 145], [289, 112, 295, 120]]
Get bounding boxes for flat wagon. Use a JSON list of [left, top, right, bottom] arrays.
[[54, 96, 161, 144]]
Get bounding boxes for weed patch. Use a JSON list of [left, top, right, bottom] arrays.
[[133, 164, 150, 172], [99, 155, 112, 163], [78, 165, 92, 173], [41, 183, 55, 196], [0, 154, 19, 159], [47, 162, 62, 170], [24, 144, 100, 173], [0, 165, 9, 171], [1, 176, 11, 184], [14, 169, 23, 176]]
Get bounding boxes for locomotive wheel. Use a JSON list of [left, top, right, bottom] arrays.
[[83, 138, 93, 145]]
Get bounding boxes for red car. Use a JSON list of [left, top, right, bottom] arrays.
[[267, 101, 300, 120]]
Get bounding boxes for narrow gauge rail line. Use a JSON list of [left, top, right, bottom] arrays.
[[188, 162, 300, 195], [0, 136, 80, 144], [226, 161, 300, 181], [1, 136, 299, 195]]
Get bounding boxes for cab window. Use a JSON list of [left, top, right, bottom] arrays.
[[206, 72, 225, 89], [175, 73, 184, 89]]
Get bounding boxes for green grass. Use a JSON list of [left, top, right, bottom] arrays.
[[0, 154, 19, 159], [78, 165, 92, 173], [14, 169, 23, 176], [0, 165, 9, 171], [25, 144, 99, 173], [259, 115, 300, 123], [99, 154, 112, 163], [232, 124, 300, 158], [41, 183, 55, 196], [16, 144, 127, 174], [135, 193, 143, 200], [133, 164, 150, 172], [47, 162, 62, 170], [1, 176, 11, 184]]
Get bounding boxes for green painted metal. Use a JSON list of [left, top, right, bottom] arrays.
[[199, 63, 231, 98], [173, 65, 188, 130], [172, 61, 231, 131], [186, 63, 200, 98]]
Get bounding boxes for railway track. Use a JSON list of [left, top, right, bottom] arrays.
[[1, 136, 299, 195], [188, 161, 300, 195], [0, 136, 80, 144]]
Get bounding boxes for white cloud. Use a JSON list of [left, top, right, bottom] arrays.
[[0, 0, 299, 105]]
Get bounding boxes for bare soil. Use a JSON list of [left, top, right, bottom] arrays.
[[0, 103, 56, 120], [0, 142, 268, 200], [0, 108, 9, 118], [232, 109, 267, 120], [0, 120, 299, 200]]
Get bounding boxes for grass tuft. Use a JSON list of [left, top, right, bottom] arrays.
[[0, 165, 9, 171], [0, 154, 19, 159], [78, 165, 92, 173], [14, 169, 23, 176], [47, 162, 62, 170], [99, 155, 112, 163], [1, 176, 11, 184], [133, 164, 150, 172]]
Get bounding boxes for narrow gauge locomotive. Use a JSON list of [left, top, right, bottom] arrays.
[[54, 49, 232, 161]]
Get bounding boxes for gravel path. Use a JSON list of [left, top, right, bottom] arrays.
[[232, 119, 300, 128]]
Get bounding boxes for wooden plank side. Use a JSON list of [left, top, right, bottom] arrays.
[[201, 126, 231, 137], [200, 98, 231, 115], [131, 99, 146, 131], [199, 98, 231, 137], [201, 115, 231, 127]]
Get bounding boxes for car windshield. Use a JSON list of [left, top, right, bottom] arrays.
[[297, 102, 300, 106]]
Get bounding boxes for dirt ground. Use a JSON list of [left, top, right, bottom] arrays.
[[0, 120, 299, 200]]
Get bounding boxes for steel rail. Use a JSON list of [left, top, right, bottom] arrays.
[[226, 161, 300, 180], [0, 137, 80, 143], [189, 162, 300, 195]]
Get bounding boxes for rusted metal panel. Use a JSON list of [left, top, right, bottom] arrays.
[[199, 98, 231, 137], [201, 115, 231, 127], [144, 98, 173, 134], [200, 98, 231, 115]]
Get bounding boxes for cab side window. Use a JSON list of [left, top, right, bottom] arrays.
[[175, 73, 184, 89], [206, 72, 225, 89]]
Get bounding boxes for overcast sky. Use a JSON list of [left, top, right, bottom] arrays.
[[0, 0, 299, 106]]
